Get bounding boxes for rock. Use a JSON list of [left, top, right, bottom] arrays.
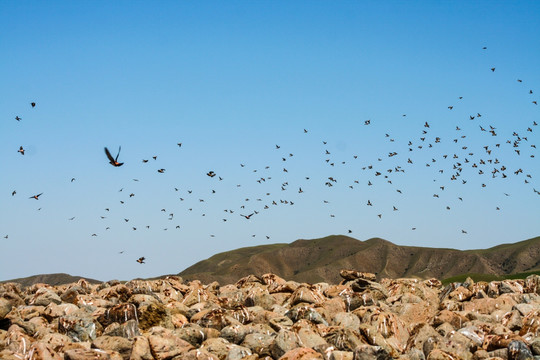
[[43, 302, 79, 321], [288, 285, 326, 306], [271, 329, 301, 359], [329, 350, 354, 360], [138, 303, 173, 330], [26, 342, 62, 360], [64, 348, 122, 360], [508, 340, 534, 360], [353, 344, 391, 360], [220, 324, 249, 344], [225, 345, 254, 360], [3, 270, 540, 360], [241, 332, 274, 357], [0, 298, 13, 319], [324, 327, 364, 352], [331, 312, 360, 330], [102, 319, 140, 339], [278, 347, 324, 360], [200, 337, 235, 359], [269, 315, 294, 331], [147, 327, 194, 359], [29, 288, 62, 307], [183, 348, 221, 360], [530, 338, 540, 355], [92, 336, 133, 360], [58, 314, 100, 342], [129, 336, 154, 360], [340, 270, 377, 282]]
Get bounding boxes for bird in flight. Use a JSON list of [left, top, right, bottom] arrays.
[[104, 146, 123, 167], [18, 146, 25, 155], [241, 213, 254, 219], [31, 102, 36, 108], [136, 257, 145, 264], [30, 193, 43, 200], [15, 116, 21, 121]]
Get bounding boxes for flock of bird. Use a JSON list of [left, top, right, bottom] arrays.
[[5, 47, 539, 266]]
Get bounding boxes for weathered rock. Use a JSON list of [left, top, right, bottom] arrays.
[[278, 347, 324, 360], [353, 344, 391, 360], [225, 346, 254, 360], [25, 341, 62, 360], [241, 332, 274, 357], [269, 315, 294, 331], [0, 298, 13, 319], [147, 326, 194, 359], [58, 314, 99, 342], [65, 348, 124, 360], [271, 329, 301, 358], [4, 271, 540, 360], [129, 336, 154, 360], [29, 287, 62, 307], [182, 348, 221, 360], [507, 340, 534, 360], [138, 303, 173, 330], [92, 336, 133, 360], [530, 338, 540, 355]]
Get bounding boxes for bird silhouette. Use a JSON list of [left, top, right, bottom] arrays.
[[30, 193, 43, 200], [104, 146, 123, 167], [18, 146, 25, 155], [136, 257, 145, 264]]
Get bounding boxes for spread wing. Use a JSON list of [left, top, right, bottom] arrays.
[[116, 146, 121, 161], [104, 147, 115, 163]]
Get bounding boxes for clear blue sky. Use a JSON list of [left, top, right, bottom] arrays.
[[1, 1, 539, 281]]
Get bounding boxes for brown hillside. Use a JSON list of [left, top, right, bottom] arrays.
[[0, 273, 101, 288], [179, 235, 540, 284]]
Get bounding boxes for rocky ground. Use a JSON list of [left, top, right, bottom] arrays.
[[1, 271, 540, 360]]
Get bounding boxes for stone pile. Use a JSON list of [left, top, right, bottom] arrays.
[[1, 270, 540, 359]]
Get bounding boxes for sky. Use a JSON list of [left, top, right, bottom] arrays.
[[0, 1, 539, 282]]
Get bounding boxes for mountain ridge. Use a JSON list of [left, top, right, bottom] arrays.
[[179, 235, 540, 284], [2, 235, 539, 286]]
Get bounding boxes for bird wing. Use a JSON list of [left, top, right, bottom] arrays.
[[104, 147, 115, 163], [116, 146, 121, 161]]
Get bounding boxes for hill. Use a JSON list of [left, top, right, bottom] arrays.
[[178, 235, 540, 284], [0, 273, 102, 287]]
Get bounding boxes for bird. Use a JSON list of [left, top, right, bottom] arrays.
[[136, 257, 145, 264], [11, 191, 16, 196], [104, 146, 123, 167], [157, 169, 165, 173], [30, 193, 43, 200], [18, 146, 25, 155], [15, 116, 21, 121], [241, 213, 254, 219], [30, 102, 36, 108]]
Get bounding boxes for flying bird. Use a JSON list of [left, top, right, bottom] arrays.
[[136, 257, 145, 264], [30, 102, 36, 108], [29, 193, 43, 200], [104, 146, 123, 167], [18, 146, 25, 155]]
